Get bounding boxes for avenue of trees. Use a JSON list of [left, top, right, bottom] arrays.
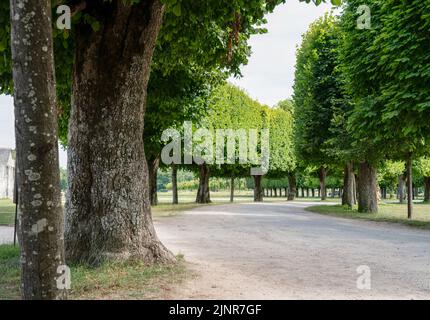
[[293, 1, 430, 217]]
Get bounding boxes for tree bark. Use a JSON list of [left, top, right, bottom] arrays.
[[357, 162, 378, 213], [65, 0, 174, 265], [406, 154, 413, 219], [398, 174, 406, 204], [253, 175, 263, 202], [342, 162, 355, 208], [319, 166, 327, 200], [172, 164, 178, 205], [148, 156, 159, 206], [230, 177, 235, 203], [10, 0, 66, 299], [196, 163, 211, 203]]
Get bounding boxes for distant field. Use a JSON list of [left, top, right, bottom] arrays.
[[307, 202, 430, 230]]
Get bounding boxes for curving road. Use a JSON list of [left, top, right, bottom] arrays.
[[155, 201, 430, 300]]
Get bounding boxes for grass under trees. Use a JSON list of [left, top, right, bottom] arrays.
[[0, 199, 14, 226], [1, 194, 429, 299], [3, 191, 426, 229], [307, 203, 430, 229], [0, 244, 187, 300]]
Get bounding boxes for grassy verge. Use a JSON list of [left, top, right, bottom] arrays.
[[152, 203, 205, 218], [0, 245, 187, 300], [0, 199, 15, 226], [306, 203, 430, 229]]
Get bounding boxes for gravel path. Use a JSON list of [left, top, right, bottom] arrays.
[[155, 201, 430, 300]]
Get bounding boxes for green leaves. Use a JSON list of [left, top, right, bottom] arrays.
[[340, 0, 430, 160]]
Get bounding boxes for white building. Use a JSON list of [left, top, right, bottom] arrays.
[[0, 148, 15, 200]]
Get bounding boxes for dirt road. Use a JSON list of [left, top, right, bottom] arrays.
[[155, 201, 430, 300]]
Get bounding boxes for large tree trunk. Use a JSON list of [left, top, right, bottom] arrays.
[[342, 162, 355, 208], [406, 154, 413, 219], [398, 174, 406, 204], [66, 0, 174, 265], [10, 0, 66, 299], [230, 177, 235, 203], [357, 162, 378, 213], [319, 166, 327, 201], [253, 175, 263, 202], [196, 164, 211, 204], [353, 174, 357, 204], [424, 177, 430, 203], [172, 164, 178, 205], [148, 156, 159, 206]]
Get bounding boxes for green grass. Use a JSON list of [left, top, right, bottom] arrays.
[[0, 245, 187, 300], [307, 202, 430, 229], [0, 199, 15, 226]]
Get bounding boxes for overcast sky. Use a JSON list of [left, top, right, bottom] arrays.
[[0, 0, 336, 168]]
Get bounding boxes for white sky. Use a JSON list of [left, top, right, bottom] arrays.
[[0, 0, 335, 168]]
